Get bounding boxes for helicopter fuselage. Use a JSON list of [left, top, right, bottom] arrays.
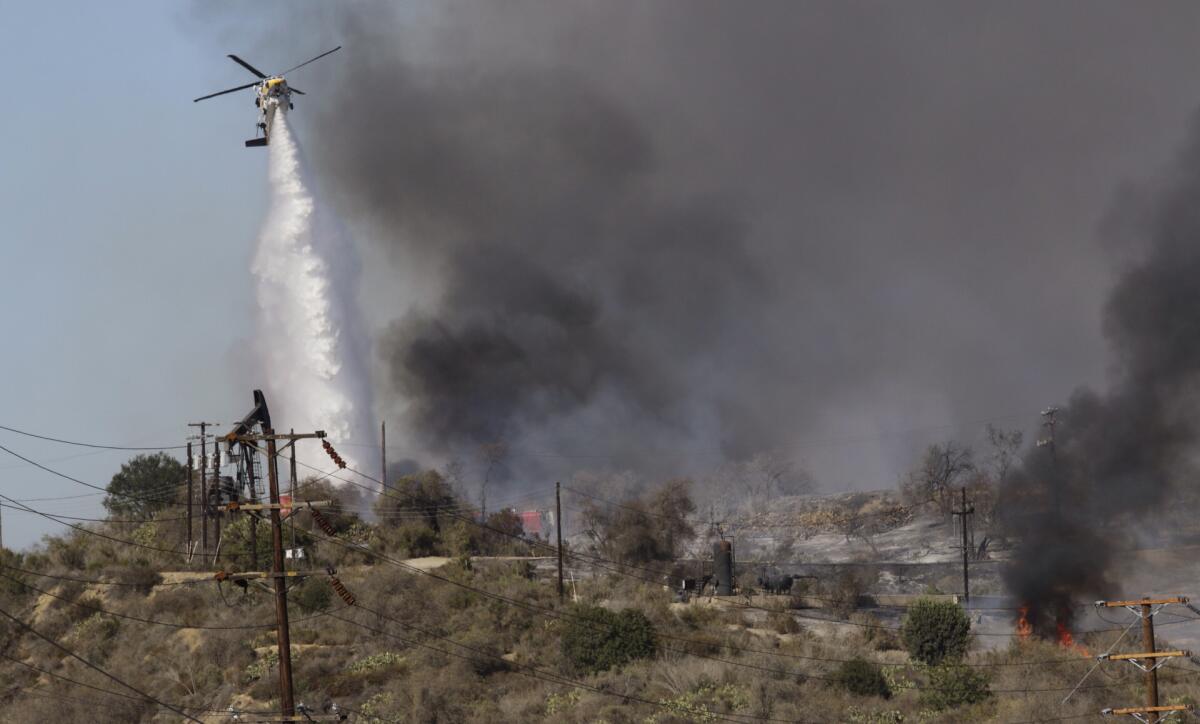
[[247, 77, 291, 147], [193, 46, 339, 147]]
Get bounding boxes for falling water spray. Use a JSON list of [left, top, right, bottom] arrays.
[[252, 112, 372, 469]]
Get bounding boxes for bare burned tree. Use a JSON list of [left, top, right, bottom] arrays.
[[700, 451, 815, 516], [478, 441, 508, 519], [985, 424, 1023, 483], [901, 442, 975, 517], [580, 479, 697, 569], [442, 456, 467, 500], [969, 424, 1024, 527]]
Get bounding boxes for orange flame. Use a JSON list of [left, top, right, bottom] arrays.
[[1016, 605, 1032, 640], [1056, 619, 1091, 657]]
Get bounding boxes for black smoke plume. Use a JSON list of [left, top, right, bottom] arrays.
[[195, 2, 1200, 490], [1003, 114, 1200, 627]]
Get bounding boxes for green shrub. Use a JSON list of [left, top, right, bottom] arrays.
[[561, 605, 657, 674], [900, 598, 970, 665], [921, 664, 991, 710], [291, 577, 332, 612], [117, 563, 162, 595], [834, 658, 890, 699], [391, 523, 439, 558]]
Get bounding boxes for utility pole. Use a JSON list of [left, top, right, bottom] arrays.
[[1037, 406, 1060, 519], [221, 390, 327, 722], [952, 487, 974, 603], [212, 449, 221, 553], [1098, 597, 1192, 723], [381, 420, 387, 493], [265, 426, 294, 719], [1142, 602, 1158, 713], [246, 443, 259, 570], [289, 428, 297, 556], [556, 482, 564, 603], [188, 422, 220, 552], [186, 442, 194, 553]]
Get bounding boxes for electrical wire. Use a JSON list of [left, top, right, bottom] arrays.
[[0, 440, 189, 508], [0, 566, 342, 630], [0, 561, 208, 588], [0, 423, 188, 451], [0, 600, 203, 722], [0, 490, 243, 562], [0, 502, 189, 524]]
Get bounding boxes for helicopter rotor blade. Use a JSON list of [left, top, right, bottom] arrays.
[[227, 54, 268, 79], [193, 81, 259, 103], [280, 46, 341, 75], [289, 87, 306, 95]]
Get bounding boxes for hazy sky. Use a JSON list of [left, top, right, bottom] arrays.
[[4, 2, 1200, 548]]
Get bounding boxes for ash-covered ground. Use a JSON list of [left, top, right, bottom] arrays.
[[708, 490, 1200, 653]]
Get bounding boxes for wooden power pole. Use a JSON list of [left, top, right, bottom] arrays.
[[264, 427, 294, 718], [188, 421, 220, 556], [222, 391, 327, 722], [952, 487, 974, 603], [186, 442, 194, 553], [556, 481, 564, 602], [1099, 597, 1192, 723], [381, 420, 387, 493]]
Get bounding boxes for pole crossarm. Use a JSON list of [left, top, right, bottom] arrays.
[[230, 715, 347, 722], [224, 431, 326, 444], [1103, 651, 1189, 662], [1099, 598, 1188, 608], [225, 500, 332, 512], [1102, 704, 1190, 723], [1102, 650, 1190, 673], [214, 570, 310, 583]]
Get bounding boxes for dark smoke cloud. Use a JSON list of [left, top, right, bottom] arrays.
[[1003, 113, 1200, 624], [196, 2, 1200, 488]]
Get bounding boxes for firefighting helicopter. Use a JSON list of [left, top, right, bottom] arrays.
[[193, 46, 341, 147]]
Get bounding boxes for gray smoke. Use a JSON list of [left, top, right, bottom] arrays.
[[195, 2, 1200, 489], [1003, 113, 1200, 627]]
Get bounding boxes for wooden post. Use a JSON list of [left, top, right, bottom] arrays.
[[265, 429, 295, 719], [381, 420, 387, 493], [952, 486, 973, 604], [186, 442, 194, 553], [199, 427, 208, 553], [213, 447, 221, 553], [1143, 603, 1159, 721], [556, 481, 564, 603], [289, 429, 297, 556]]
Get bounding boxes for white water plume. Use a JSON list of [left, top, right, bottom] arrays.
[[252, 112, 372, 467]]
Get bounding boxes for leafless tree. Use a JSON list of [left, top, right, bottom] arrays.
[[478, 441, 508, 518], [700, 452, 816, 516], [985, 424, 1024, 483], [442, 456, 467, 500], [901, 441, 975, 517]]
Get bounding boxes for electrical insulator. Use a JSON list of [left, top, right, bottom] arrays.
[[322, 440, 347, 469]]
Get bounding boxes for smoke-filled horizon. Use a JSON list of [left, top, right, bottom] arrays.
[[252, 113, 373, 465], [196, 2, 1200, 493], [1002, 110, 1200, 621]]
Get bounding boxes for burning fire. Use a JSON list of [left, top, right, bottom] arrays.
[[1016, 605, 1032, 640], [1056, 619, 1091, 657], [1015, 604, 1089, 656]]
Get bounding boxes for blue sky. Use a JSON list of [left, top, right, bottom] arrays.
[[0, 2, 286, 548]]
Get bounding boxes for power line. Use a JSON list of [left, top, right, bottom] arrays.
[[0, 440, 188, 508], [0, 502, 188, 524], [0, 565, 342, 630], [0, 599, 203, 722], [0, 490, 241, 561], [0, 423, 188, 451]]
